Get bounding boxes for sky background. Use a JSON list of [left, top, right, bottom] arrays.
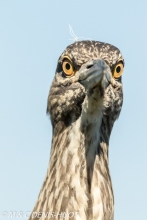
[[0, 0, 147, 220]]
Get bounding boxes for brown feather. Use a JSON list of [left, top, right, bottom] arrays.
[[29, 41, 124, 220]]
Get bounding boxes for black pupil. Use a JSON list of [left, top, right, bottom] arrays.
[[116, 66, 121, 73], [66, 63, 70, 70]]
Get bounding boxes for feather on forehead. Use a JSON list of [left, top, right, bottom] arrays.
[[59, 41, 124, 67]]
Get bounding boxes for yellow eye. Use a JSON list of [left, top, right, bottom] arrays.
[[62, 58, 74, 77], [113, 62, 124, 79]]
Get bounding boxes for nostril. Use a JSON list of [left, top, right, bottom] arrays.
[[86, 64, 94, 69]]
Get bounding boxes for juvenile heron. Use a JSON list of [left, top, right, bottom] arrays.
[[29, 41, 124, 220]]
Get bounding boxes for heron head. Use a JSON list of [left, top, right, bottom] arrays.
[[48, 41, 124, 126]]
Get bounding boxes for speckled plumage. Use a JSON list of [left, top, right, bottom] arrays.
[[29, 41, 124, 220]]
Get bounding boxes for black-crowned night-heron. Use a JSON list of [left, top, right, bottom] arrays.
[[29, 41, 124, 220]]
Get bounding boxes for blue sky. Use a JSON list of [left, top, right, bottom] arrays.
[[0, 0, 147, 219]]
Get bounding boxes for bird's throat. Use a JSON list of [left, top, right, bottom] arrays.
[[30, 89, 114, 220]]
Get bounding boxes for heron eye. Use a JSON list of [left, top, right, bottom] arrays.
[[62, 59, 74, 77], [113, 62, 124, 79]]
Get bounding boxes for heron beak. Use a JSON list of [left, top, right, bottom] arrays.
[[78, 59, 112, 90]]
